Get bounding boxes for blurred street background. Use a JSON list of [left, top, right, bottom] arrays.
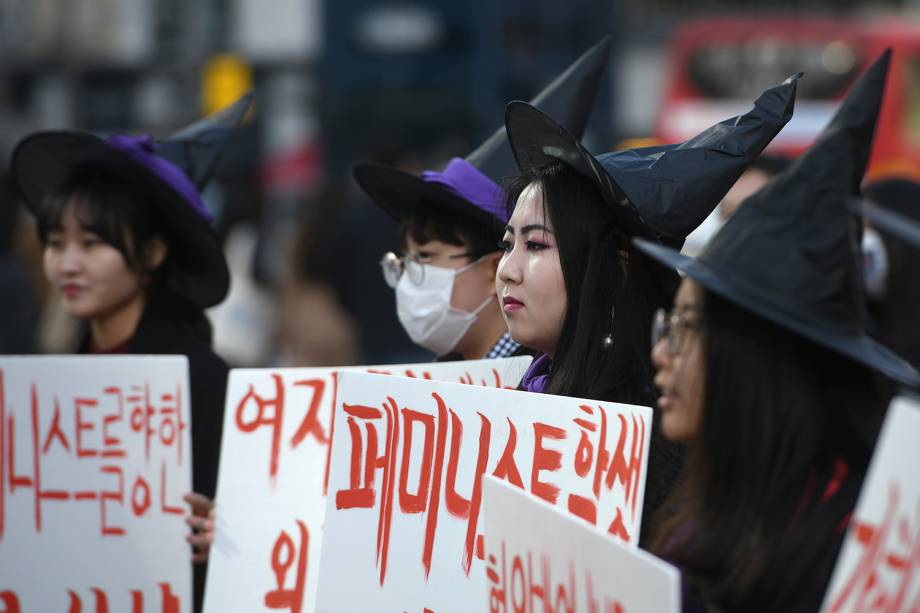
[[2, 0, 918, 367]]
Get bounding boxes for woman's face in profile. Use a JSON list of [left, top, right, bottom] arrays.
[[651, 278, 706, 443], [496, 182, 567, 357]]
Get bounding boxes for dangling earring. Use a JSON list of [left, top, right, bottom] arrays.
[[602, 305, 615, 349]]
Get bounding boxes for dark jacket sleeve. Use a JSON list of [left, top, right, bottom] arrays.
[[184, 342, 229, 499]]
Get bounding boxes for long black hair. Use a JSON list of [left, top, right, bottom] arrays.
[[652, 287, 890, 611], [506, 161, 684, 543], [36, 168, 213, 343]]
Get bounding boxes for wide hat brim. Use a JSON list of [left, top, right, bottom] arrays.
[[353, 163, 502, 229], [11, 131, 229, 308], [634, 238, 920, 387]]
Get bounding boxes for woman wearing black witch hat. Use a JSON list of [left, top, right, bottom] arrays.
[[9, 93, 251, 613], [496, 72, 799, 545], [636, 51, 919, 611]]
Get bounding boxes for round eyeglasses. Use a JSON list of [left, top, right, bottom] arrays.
[[651, 307, 702, 355], [379, 250, 482, 288]]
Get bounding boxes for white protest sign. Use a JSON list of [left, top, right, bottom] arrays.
[[821, 395, 920, 612], [315, 371, 653, 613], [204, 356, 533, 613], [481, 476, 681, 613], [0, 356, 192, 612]]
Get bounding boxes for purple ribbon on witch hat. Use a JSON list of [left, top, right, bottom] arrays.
[[420, 157, 507, 223], [104, 134, 212, 223]]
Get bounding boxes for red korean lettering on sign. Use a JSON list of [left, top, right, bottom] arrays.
[[265, 520, 309, 613], [333, 397, 400, 584], [335, 393, 498, 583], [828, 481, 920, 612], [566, 405, 646, 544], [321, 365, 517, 500], [333, 391, 600, 586], [0, 591, 20, 613], [234, 373, 329, 483], [0, 370, 188, 541], [68, 583, 180, 613], [0, 584, 179, 613], [485, 539, 627, 613]]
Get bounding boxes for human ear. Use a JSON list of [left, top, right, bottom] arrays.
[[145, 237, 169, 270], [486, 251, 502, 290]]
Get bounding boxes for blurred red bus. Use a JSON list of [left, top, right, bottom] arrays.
[[655, 16, 920, 181]]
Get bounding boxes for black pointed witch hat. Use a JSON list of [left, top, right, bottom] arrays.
[[635, 50, 920, 386], [11, 92, 254, 307], [156, 92, 254, 191], [505, 73, 799, 249], [354, 36, 611, 226]]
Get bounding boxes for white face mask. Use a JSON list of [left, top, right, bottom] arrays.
[[395, 256, 494, 356], [862, 227, 889, 300]]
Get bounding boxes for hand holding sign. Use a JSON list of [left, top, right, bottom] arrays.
[[184, 491, 215, 563]]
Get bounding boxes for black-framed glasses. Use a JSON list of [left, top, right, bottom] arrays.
[[651, 307, 702, 355], [379, 250, 482, 288]]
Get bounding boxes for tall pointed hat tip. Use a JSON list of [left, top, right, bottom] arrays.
[[468, 35, 611, 179], [215, 91, 254, 124], [595, 35, 612, 53], [159, 90, 255, 190], [860, 48, 892, 85]]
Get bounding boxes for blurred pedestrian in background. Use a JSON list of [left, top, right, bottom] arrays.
[[861, 177, 920, 370]]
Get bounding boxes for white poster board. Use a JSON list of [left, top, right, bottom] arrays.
[[0, 356, 192, 612], [315, 371, 653, 612], [204, 356, 533, 613], [481, 476, 681, 613], [821, 395, 920, 612]]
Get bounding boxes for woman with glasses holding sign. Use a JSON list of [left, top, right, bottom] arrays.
[[498, 75, 799, 544], [9, 95, 251, 613], [354, 38, 610, 361], [637, 52, 919, 611]]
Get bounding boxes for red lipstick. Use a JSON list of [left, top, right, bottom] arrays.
[[502, 296, 524, 313], [61, 284, 82, 299]]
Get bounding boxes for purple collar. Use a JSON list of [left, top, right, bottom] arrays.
[[520, 354, 552, 394], [420, 157, 507, 223], [104, 134, 211, 222]]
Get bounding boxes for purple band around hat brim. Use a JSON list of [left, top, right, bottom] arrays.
[[104, 134, 212, 223], [420, 157, 507, 223]]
